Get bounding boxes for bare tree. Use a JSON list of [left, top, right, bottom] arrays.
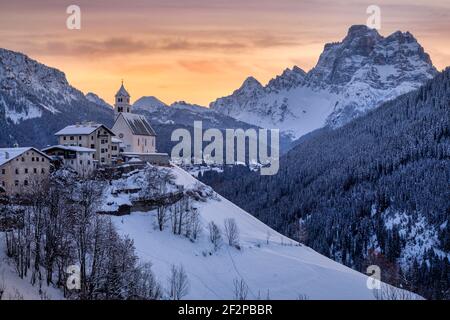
[[0, 274, 5, 300], [156, 205, 168, 231], [233, 278, 248, 300], [373, 283, 419, 300], [168, 264, 189, 300], [296, 220, 308, 244], [224, 218, 240, 248], [186, 208, 201, 241], [208, 221, 222, 251]]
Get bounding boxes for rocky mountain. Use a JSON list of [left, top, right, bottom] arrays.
[[210, 25, 438, 139], [0, 48, 114, 148]]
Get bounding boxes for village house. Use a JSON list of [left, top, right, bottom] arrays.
[[111, 83, 157, 154], [0, 147, 52, 196], [54, 122, 116, 166], [42, 145, 96, 177]]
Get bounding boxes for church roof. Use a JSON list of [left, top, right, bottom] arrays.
[[120, 113, 156, 136], [115, 83, 130, 97]]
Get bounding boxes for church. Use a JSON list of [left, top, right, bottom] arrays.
[[111, 82, 157, 154]]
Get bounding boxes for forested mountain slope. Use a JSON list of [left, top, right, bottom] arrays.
[[200, 69, 450, 299]]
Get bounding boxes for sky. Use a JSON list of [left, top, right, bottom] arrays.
[[0, 0, 449, 106]]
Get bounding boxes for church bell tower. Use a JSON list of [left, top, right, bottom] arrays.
[[114, 81, 131, 119]]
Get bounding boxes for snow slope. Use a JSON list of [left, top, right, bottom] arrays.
[[110, 166, 410, 299]]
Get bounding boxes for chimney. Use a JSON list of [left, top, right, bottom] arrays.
[[5, 152, 9, 159]]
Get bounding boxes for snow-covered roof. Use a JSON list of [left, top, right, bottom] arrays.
[[0, 147, 51, 167], [127, 157, 142, 163], [115, 83, 130, 97], [42, 145, 96, 153], [55, 123, 114, 136], [111, 137, 123, 144], [118, 113, 156, 136]]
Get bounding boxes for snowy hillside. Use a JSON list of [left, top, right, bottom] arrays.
[[210, 25, 437, 139], [105, 165, 413, 299], [0, 236, 63, 300]]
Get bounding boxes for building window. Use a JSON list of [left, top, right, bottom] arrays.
[[41, 168, 45, 174], [42, 158, 45, 162], [15, 169, 19, 174], [101, 158, 105, 163], [1, 169, 5, 174], [1, 181, 5, 187], [79, 144, 82, 147], [63, 136, 67, 141], [80, 160, 83, 165], [25, 168, 29, 174], [70, 136, 74, 140], [91, 136, 94, 140], [15, 180, 19, 186], [32, 157, 35, 162], [24, 180, 28, 186], [92, 154, 95, 159], [36, 157, 39, 162], [33, 168, 37, 174], [21, 157, 25, 162], [79, 136, 82, 140]]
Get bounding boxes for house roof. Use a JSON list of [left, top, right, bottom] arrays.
[[119, 113, 156, 136], [111, 137, 123, 144], [0, 147, 52, 167], [55, 123, 115, 136], [42, 145, 96, 153]]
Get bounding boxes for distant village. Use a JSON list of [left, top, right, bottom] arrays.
[[0, 83, 169, 196]]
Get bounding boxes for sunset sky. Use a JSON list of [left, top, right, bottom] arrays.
[[1, 0, 449, 106]]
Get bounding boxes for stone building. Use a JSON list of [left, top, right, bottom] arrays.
[[54, 122, 116, 165], [0, 147, 52, 196]]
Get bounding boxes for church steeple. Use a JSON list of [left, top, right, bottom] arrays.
[[114, 81, 131, 119]]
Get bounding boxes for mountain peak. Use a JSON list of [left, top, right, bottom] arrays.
[[133, 96, 167, 110], [240, 76, 263, 89], [345, 24, 380, 39]]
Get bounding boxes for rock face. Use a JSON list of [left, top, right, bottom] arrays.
[[210, 25, 438, 138], [0, 48, 113, 148]]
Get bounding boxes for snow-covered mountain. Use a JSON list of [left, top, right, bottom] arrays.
[[85, 92, 113, 111], [210, 25, 438, 139], [133, 96, 168, 110], [0, 48, 113, 148]]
